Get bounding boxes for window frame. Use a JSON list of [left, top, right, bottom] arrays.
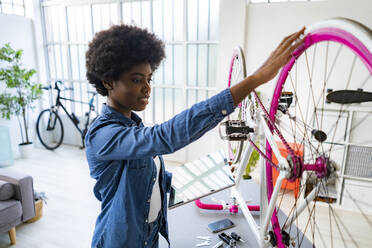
[[40, 0, 220, 124], [0, 0, 26, 16]]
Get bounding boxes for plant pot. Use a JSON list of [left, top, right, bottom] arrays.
[[26, 199, 43, 223], [18, 142, 33, 159]]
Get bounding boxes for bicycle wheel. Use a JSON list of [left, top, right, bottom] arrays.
[[227, 46, 247, 164], [36, 109, 64, 150], [264, 18, 372, 247]]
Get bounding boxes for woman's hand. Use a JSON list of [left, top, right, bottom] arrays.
[[230, 27, 306, 107], [252, 27, 306, 85]]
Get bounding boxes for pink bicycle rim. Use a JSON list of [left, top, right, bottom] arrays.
[[266, 27, 372, 248]]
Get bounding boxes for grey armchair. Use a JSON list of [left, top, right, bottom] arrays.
[[0, 168, 36, 245]]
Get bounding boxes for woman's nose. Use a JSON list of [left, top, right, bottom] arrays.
[[143, 82, 151, 95]]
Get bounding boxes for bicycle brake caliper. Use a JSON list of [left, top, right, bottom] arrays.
[[278, 91, 294, 114], [281, 230, 290, 247], [268, 231, 277, 247]]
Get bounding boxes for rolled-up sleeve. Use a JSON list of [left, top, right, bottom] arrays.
[[86, 88, 235, 160]]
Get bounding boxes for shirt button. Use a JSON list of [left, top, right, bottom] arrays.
[[147, 199, 151, 203], [222, 109, 227, 115], [144, 241, 148, 245], [145, 219, 148, 223], [153, 177, 156, 181]]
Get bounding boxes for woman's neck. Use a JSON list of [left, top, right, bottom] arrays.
[[107, 97, 132, 119]]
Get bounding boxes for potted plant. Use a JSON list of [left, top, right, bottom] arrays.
[[0, 43, 42, 158]]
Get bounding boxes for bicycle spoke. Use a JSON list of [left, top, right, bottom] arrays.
[[320, 42, 330, 136], [330, 204, 359, 247], [275, 117, 319, 158], [327, 54, 358, 159], [305, 50, 320, 134], [314, 44, 343, 111], [237, 20, 372, 248], [297, 192, 317, 246], [305, 49, 325, 155], [288, 72, 318, 160], [282, 172, 315, 227], [320, 73, 371, 149], [328, 200, 334, 248]]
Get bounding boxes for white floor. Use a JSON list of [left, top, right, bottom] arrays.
[[0, 145, 99, 248], [0, 144, 181, 248], [1, 145, 371, 248], [251, 166, 372, 248]]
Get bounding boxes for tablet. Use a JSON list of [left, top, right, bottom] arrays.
[[168, 150, 236, 209]]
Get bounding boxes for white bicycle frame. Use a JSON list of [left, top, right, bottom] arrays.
[[228, 100, 321, 247]]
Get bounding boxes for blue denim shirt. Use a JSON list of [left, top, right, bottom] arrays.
[[85, 88, 235, 248]]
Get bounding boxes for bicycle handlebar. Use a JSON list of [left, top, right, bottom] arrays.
[[54, 80, 63, 91], [42, 81, 97, 107], [41, 85, 51, 90], [41, 81, 75, 92]]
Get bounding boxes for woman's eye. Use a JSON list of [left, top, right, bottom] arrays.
[[132, 78, 142, 84]]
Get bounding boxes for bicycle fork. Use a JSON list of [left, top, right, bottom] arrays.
[[46, 108, 58, 131]]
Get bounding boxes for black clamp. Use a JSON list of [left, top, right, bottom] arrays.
[[218, 232, 244, 248]]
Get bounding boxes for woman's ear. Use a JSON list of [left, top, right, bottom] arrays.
[[102, 81, 113, 90]]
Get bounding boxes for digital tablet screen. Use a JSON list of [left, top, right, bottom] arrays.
[[168, 150, 235, 209]]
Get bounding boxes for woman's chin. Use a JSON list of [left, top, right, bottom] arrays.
[[133, 105, 147, 112]]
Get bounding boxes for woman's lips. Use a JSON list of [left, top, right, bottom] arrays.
[[139, 97, 149, 105]]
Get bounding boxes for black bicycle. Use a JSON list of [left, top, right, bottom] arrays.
[[36, 80, 98, 150]]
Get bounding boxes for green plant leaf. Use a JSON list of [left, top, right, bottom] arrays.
[[0, 43, 41, 144]]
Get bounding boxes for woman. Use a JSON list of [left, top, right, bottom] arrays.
[[85, 24, 304, 248]]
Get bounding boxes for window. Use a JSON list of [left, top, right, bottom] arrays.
[[40, 0, 220, 124], [250, 0, 325, 3], [0, 0, 25, 16]]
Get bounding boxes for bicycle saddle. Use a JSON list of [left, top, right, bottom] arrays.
[[326, 89, 372, 104]]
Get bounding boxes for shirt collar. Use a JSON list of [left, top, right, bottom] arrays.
[[101, 103, 142, 126]]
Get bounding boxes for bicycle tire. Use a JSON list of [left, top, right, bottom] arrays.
[[36, 109, 64, 150], [265, 18, 372, 247], [227, 46, 247, 164]]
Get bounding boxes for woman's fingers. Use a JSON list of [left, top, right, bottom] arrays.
[[278, 30, 301, 47], [276, 27, 306, 55], [279, 28, 305, 53], [288, 36, 305, 53], [277, 29, 306, 66], [251, 27, 306, 85], [280, 37, 305, 66]]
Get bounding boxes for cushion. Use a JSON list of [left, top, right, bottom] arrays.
[[0, 200, 22, 231], [0, 180, 14, 201]]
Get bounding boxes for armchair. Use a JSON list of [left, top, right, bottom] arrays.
[[0, 168, 35, 244]]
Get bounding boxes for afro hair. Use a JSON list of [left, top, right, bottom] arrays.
[[85, 24, 165, 96]]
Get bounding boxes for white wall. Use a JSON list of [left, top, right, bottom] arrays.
[[173, 0, 248, 164], [244, 0, 372, 97], [182, 0, 371, 163], [243, 0, 372, 212], [3, 0, 370, 163], [0, 14, 40, 158]]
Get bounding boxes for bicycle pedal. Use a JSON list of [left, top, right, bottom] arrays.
[[219, 120, 254, 141]]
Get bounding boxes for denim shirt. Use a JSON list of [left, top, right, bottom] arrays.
[[85, 88, 235, 248]]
